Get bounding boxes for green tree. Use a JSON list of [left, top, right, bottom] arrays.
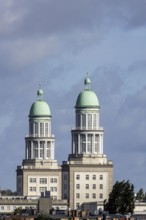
[[136, 188, 145, 201], [0, 189, 17, 196], [104, 180, 135, 214]]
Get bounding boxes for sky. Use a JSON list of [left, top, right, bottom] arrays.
[[0, 0, 146, 193]]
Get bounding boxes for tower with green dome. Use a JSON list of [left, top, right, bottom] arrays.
[[72, 76, 103, 155], [16, 88, 62, 199], [62, 76, 113, 209]]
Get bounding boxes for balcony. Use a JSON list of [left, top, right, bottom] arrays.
[[25, 134, 55, 138]]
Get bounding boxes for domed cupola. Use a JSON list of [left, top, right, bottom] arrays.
[[75, 77, 99, 109], [29, 88, 51, 117]]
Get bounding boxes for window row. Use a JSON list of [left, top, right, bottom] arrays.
[[76, 184, 103, 190], [29, 122, 51, 136], [27, 141, 52, 159], [29, 186, 57, 192], [29, 177, 57, 184], [74, 134, 100, 154], [76, 193, 103, 199], [76, 174, 103, 180], [76, 113, 98, 129]]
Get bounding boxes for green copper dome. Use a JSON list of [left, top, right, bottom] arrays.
[[75, 77, 99, 108], [29, 88, 51, 117]]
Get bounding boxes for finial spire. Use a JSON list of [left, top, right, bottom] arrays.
[[84, 73, 91, 90], [37, 83, 43, 100]]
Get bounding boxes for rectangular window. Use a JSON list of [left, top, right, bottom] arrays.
[[1, 206, 4, 210], [50, 178, 57, 183], [93, 114, 97, 129], [76, 114, 81, 128], [35, 123, 38, 136], [76, 174, 80, 180], [93, 175, 96, 180], [54, 187, 57, 192], [40, 178, 47, 184], [45, 123, 48, 137], [100, 175, 103, 180], [100, 184, 103, 189], [86, 193, 89, 199], [95, 134, 99, 153], [92, 193, 96, 199], [88, 114, 92, 129], [76, 203, 80, 208], [93, 184, 96, 189], [50, 187, 54, 192], [87, 134, 92, 153], [33, 141, 38, 158], [30, 178, 36, 183], [30, 187, 36, 192], [82, 114, 86, 129], [54, 178, 57, 183], [86, 184, 89, 189], [40, 187, 47, 193], [47, 142, 51, 158], [76, 184, 80, 189], [29, 123, 33, 135], [100, 193, 103, 199], [80, 134, 86, 153], [86, 175, 89, 180], [7, 206, 10, 210], [40, 141, 45, 158], [40, 123, 44, 136], [76, 193, 80, 199]]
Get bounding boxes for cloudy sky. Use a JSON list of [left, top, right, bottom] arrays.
[[0, 0, 146, 193]]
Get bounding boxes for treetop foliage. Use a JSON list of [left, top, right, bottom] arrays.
[[104, 180, 135, 215]]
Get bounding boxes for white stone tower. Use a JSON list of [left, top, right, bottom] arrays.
[[16, 88, 62, 198], [62, 76, 113, 209], [25, 88, 55, 162]]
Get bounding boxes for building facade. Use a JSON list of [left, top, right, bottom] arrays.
[[16, 77, 113, 210]]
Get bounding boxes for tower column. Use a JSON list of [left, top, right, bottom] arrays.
[[38, 141, 40, 159], [31, 141, 33, 159], [78, 134, 80, 154], [72, 134, 74, 154]]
